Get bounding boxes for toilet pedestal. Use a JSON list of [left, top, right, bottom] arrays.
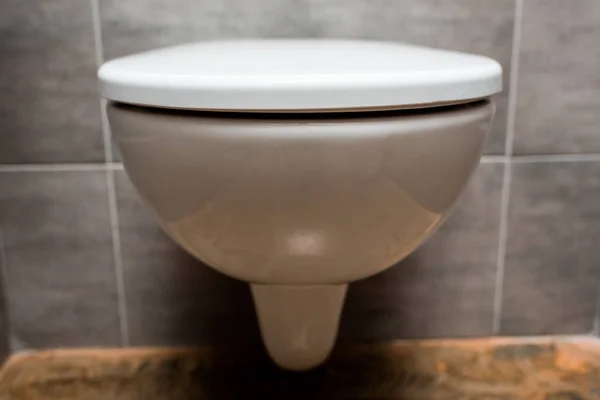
[[251, 284, 347, 370]]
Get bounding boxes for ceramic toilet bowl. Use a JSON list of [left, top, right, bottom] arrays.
[[99, 39, 501, 370], [107, 100, 494, 369]]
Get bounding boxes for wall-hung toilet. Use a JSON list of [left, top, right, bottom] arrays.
[[99, 40, 502, 371]]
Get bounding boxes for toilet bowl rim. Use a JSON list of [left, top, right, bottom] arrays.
[[107, 97, 492, 122]]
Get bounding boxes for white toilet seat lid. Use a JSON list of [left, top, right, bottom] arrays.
[[98, 39, 502, 112]]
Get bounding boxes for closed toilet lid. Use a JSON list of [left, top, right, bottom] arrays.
[[98, 39, 502, 112]]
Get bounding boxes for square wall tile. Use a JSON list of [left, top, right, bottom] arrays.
[[0, 0, 104, 163], [501, 162, 600, 335], [0, 171, 121, 350], [115, 171, 260, 347], [308, 0, 516, 154], [514, 0, 600, 154], [100, 0, 311, 60], [340, 163, 503, 340]]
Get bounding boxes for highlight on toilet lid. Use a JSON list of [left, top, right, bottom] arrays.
[[98, 39, 502, 112]]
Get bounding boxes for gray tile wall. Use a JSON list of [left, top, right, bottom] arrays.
[[0, 0, 104, 164], [0, 0, 599, 355]]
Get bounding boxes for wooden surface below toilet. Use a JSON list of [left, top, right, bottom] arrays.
[[1, 336, 599, 399]]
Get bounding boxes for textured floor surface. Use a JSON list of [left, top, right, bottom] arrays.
[[0, 337, 599, 399]]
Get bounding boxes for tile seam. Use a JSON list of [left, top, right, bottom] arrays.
[[91, 0, 130, 347], [492, 0, 523, 334]]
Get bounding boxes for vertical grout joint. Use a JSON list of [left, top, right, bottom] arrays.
[[90, 0, 130, 347], [492, 0, 524, 335]]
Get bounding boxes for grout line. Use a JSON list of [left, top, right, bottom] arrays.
[[480, 155, 508, 164], [502, 0, 523, 159], [107, 162, 124, 170], [103, 158, 130, 347], [90, 0, 104, 68], [593, 282, 600, 335], [91, 0, 130, 347], [511, 154, 600, 163], [3, 155, 600, 173], [492, 0, 523, 335], [99, 102, 113, 162], [0, 163, 123, 173], [0, 227, 13, 354], [492, 161, 512, 335], [0, 163, 111, 173]]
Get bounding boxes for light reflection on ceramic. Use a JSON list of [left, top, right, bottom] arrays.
[[107, 100, 494, 370]]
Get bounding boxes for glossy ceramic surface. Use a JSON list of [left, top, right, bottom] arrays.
[[107, 101, 494, 370], [99, 40, 502, 111], [109, 102, 493, 284]]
